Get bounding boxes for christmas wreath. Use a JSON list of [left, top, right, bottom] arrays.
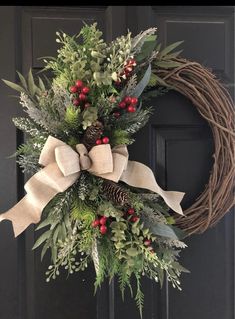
[[0, 23, 234, 316]]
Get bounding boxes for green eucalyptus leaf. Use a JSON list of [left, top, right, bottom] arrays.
[[126, 247, 139, 257], [127, 258, 135, 266], [148, 222, 179, 239], [170, 226, 187, 240], [132, 64, 151, 98]]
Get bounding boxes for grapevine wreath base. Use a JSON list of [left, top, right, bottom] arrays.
[[0, 23, 234, 316], [153, 58, 235, 235]]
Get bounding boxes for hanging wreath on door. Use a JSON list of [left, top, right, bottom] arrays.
[[0, 23, 234, 316]]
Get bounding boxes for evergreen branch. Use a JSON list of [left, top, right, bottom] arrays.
[[12, 117, 49, 138]]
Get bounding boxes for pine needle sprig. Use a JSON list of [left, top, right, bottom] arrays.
[[131, 27, 157, 55], [12, 117, 49, 138], [116, 108, 153, 134], [134, 272, 144, 318]]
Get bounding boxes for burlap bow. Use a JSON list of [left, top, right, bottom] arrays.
[[0, 136, 185, 236]]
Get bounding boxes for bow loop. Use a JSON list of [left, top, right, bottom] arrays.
[[55, 145, 80, 177], [88, 144, 113, 175]]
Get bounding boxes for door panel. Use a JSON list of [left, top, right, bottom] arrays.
[[0, 6, 234, 319], [125, 6, 234, 319]]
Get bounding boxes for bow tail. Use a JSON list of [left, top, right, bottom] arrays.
[[0, 163, 80, 237], [0, 195, 42, 237], [120, 161, 185, 215]]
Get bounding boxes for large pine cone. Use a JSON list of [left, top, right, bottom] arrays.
[[82, 121, 104, 151], [102, 180, 129, 206]]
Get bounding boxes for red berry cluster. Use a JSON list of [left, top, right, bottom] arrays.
[[124, 207, 155, 253], [125, 207, 139, 222], [120, 58, 137, 80], [95, 136, 109, 145], [91, 216, 108, 234], [118, 96, 138, 113], [115, 57, 137, 86], [69, 80, 91, 108]]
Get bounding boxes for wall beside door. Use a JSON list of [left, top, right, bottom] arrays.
[[0, 6, 234, 319]]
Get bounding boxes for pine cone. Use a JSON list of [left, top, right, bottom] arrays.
[[82, 120, 104, 151], [102, 180, 129, 206]]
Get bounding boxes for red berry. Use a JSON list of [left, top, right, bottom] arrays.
[[131, 216, 139, 222], [75, 80, 83, 88], [73, 99, 80, 106], [91, 220, 100, 228], [127, 208, 135, 215], [95, 139, 102, 145], [127, 105, 136, 113], [125, 66, 133, 73], [144, 239, 151, 246], [84, 103, 91, 108], [70, 85, 78, 93], [128, 58, 136, 66], [118, 101, 126, 109], [113, 112, 120, 118], [130, 97, 138, 105], [99, 216, 107, 225], [124, 96, 132, 104], [79, 93, 87, 101], [102, 137, 109, 144], [82, 86, 90, 94], [100, 225, 107, 234]]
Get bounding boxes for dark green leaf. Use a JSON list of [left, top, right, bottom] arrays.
[[51, 246, 58, 264], [136, 35, 157, 62], [172, 261, 190, 273], [36, 216, 53, 230], [157, 267, 164, 287], [155, 43, 162, 53], [41, 242, 49, 261], [163, 50, 183, 60], [38, 77, 46, 91], [159, 41, 184, 58], [53, 225, 61, 244], [16, 71, 28, 90], [155, 61, 182, 69], [28, 68, 36, 96], [2, 79, 25, 93], [32, 230, 51, 250]]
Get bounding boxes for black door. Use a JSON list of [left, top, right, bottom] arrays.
[[0, 6, 234, 319]]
